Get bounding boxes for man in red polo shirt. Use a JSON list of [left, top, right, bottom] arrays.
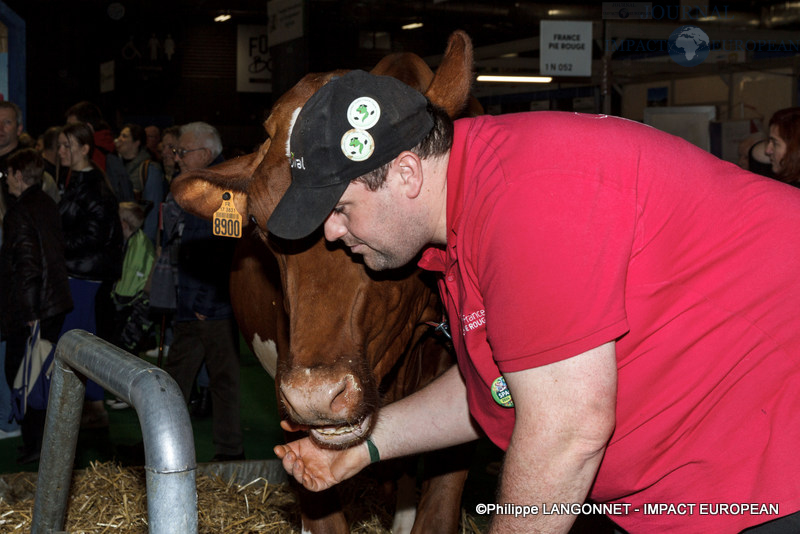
[[269, 70, 800, 533]]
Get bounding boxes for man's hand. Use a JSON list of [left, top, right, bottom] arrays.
[[274, 365, 480, 492], [273, 431, 371, 492]]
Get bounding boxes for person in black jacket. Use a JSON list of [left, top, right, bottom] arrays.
[[57, 122, 123, 429], [0, 149, 73, 463]]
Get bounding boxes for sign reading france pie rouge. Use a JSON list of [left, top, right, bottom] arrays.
[[540, 20, 593, 77]]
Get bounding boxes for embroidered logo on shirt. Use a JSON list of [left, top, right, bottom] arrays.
[[461, 309, 486, 335]]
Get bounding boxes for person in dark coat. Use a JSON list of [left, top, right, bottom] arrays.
[[56, 122, 123, 429], [163, 121, 244, 461], [0, 148, 73, 464]]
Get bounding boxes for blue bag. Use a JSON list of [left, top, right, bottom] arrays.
[[11, 321, 56, 422]]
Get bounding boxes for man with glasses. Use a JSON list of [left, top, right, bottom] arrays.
[[173, 122, 223, 174], [162, 122, 245, 462]]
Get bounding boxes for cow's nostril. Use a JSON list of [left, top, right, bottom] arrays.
[[279, 373, 362, 424], [329, 374, 358, 415]]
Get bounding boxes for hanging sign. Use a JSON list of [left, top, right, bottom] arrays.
[[237, 25, 271, 93], [268, 0, 304, 47], [540, 20, 593, 77]]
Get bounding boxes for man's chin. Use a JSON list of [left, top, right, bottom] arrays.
[[362, 252, 413, 272]]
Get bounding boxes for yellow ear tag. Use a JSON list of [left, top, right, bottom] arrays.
[[213, 191, 242, 238]]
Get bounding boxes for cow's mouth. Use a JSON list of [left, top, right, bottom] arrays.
[[309, 414, 372, 448]]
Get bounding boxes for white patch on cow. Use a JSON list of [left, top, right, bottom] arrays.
[[286, 107, 302, 158], [300, 521, 312, 534], [392, 472, 417, 534], [251, 334, 278, 378]]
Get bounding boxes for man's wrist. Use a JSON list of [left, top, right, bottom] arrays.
[[365, 437, 380, 463]]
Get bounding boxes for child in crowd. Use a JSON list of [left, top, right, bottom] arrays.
[[106, 202, 155, 409]]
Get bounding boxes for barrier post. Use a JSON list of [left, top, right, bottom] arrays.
[[31, 330, 197, 534]]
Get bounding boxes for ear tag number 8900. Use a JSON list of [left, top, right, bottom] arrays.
[[213, 191, 242, 238]]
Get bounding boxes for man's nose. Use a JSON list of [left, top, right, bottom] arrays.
[[323, 214, 347, 242]]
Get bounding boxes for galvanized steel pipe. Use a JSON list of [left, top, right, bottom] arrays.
[[31, 329, 197, 534]]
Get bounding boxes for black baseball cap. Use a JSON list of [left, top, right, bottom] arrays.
[[267, 70, 434, 240]]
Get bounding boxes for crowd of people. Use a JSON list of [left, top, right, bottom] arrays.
[[0, 99, 244, 465]]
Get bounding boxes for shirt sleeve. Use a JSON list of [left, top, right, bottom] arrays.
[[477, 171, 633, 372]]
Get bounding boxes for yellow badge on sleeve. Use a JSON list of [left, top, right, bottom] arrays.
[[212, 191, 242, 238]]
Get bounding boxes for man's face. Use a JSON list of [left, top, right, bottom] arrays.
[[160, 133, 178, 171], [145, 126, 161, 154], [766, 124, 788, 175], [114, 127, 139, 159], [0, 108, 22, 156], [176, 132, 212, 171], [323, 174, 429, 271]]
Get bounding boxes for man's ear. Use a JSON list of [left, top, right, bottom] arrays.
[[394, 151, 424, 199], [202, 148, 216, 168]]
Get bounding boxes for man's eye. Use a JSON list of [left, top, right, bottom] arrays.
[[332, 206, 345, 214]]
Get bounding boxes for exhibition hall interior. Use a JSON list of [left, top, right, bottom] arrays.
[[0, 0, 798, 532]]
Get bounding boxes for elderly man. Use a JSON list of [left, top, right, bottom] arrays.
[[271, 71, 800, 534], [162, 122, 244, 462]]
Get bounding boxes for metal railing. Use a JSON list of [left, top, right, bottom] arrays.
[[31, 329, 198, 534]]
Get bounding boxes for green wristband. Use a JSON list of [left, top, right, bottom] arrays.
[[366, 438, 380, 463]]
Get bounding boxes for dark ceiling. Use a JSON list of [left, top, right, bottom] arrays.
[[3, 0, 799, 147]]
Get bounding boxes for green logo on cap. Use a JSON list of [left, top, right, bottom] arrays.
[[356, 104, 372, 123], [341, 129, 375, 162], [349, 137, 365, 154], [347, 97, 381, 130]]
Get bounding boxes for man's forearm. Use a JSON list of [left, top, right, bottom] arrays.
[[489, 342, 618, 533], [369, 365, 481, 460], [490, 436, 607, 533]]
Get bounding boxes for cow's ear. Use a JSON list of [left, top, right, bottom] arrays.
[[172, 151, 262, 222], [424, 30, 475, 118]]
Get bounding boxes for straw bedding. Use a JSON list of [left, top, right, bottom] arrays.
[[0, 461, 484, 533]]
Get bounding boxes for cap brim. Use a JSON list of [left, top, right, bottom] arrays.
[[267, 179, 351, 240]]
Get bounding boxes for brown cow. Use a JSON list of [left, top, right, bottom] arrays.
[[172, 31, 477, 533]]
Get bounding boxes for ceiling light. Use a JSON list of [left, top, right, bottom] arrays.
[[214, 13, 232, 22], [477, 75, 553, 83], [402, 22, 424, 30]]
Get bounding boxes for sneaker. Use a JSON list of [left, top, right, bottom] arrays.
[[16, 449, 40, 464], [108, 400, 130, 410], [145, 345, 169, 358], [0, 429, 21, 440]]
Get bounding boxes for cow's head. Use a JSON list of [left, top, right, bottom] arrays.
[[172, 31, 476, 448]]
